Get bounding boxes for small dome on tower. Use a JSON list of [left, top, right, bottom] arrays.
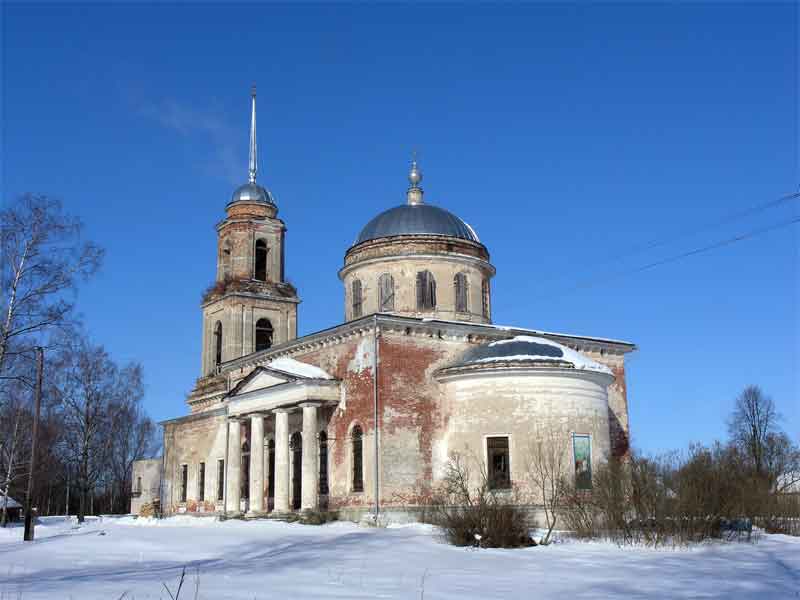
[[230, 182, 275, 205]]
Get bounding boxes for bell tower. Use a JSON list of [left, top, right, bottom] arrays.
[[199, 86, 300, 376]]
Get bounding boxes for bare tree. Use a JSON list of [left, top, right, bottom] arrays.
[[108, 365, 157, 513], [728, 385, 788, 481], [0, 395, 31, 525], [525, 428, 569, 544], [52, 335, 141, 522], [0, 194, 102, 395]]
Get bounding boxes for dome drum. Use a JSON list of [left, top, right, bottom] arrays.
[[343, 235, 490, 270]]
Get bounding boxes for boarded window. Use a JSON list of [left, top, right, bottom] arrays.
[[319, 431, 329, 495], [487, 437, 511, 489], [214, 321, 223, 368], [180, 464, 188, 503], [481, 279, 490, 319], [573, 434, 592, 490], [198, 462, 205, 501], [255, 318, 273, 352], [378, 273, 395, 312], [416, 270, 437, 310], [352, 279, 363, 318], [352, 425, 364, 492], [454, 272, 468, 313], [254, 239, 268, 281], [217, 459, 224, 501]]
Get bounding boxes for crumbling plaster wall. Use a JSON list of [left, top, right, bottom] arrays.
[[130, 458, 162, 515], [162, 412, 228, 515], [437, 371, 612, 500]]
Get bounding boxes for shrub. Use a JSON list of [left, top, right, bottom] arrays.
[[424, 453, 535, 548]]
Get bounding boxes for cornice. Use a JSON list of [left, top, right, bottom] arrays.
[[338, 252, 496, 281]]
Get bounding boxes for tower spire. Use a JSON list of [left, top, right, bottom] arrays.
[[248, 84, 257, 184], [406, 151, 424, 205]]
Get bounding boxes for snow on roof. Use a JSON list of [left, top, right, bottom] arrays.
[[459, 335, 613, 375], [267, 357, 333, 380], [1, 496, 22, 509], [419, 317, 635, 348]]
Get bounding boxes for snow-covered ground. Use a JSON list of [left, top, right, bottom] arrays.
[[1, 515, 798, 599]]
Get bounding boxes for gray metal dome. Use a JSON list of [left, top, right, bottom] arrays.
[[451, 336, 612, 374], [230, 182, 275, 205], [354, 204, 480, 246]]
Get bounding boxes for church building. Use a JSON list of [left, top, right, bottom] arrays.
[[133, 88, 636, 523]]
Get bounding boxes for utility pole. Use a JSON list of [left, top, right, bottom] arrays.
[[65, 469, 70, 516], [24, 346, 43, 542]]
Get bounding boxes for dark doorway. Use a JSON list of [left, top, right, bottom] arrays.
[[290, 432, 302, 510], [241, 440, 250, 500], [267, 439, 275, 512]]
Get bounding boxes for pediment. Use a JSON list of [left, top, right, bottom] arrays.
[[230, 367, 298, 397]]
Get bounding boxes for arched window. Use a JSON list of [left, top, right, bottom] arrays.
[[319, 432, 329, 495], [416, 270, 436, 310], [352, 425, 364, 492], [213, 321, 223, 368], [255, 318, 273, 352], [254, 239, 268, 281], [352, 279, 363, 319], [378, 273, 394, 312], [454, 272, 468, 313], [481, 278, 490, 319]]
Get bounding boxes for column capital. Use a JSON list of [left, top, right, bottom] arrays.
[[299, 401, 323, 409], [272, 407, 291, 414]]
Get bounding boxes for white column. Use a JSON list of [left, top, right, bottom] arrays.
[[301, 403, 320, 512], [249, 415, 265, 514], [226, 420, 241, 513], [273, 409, 290, 513]]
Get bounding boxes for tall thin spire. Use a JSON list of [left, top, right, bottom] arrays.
[[407, 151, 424, 205], [248, 84, 257, 184]]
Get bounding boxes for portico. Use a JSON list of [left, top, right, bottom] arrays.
[[222, 359, 340, 516]]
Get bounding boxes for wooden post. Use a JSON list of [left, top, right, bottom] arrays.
[[23, 347, 43, 542]]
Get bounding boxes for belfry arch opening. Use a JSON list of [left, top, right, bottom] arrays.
[[213, 321, 223, 368], [255, 318, 273, 352], [254, 239, 268, 281]]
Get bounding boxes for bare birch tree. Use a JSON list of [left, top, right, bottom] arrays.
[[0, 194, 102, 395], [0, 396, 31, 525]]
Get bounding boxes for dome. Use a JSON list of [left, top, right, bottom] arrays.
[[230, 182, 275, 205], [450, 335, 612, 375], [354, 204, 480, 246]]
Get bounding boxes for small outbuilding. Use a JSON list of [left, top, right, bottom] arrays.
[[1, 495, 23, 523]]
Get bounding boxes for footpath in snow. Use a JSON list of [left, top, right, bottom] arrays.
[[1, 515, 798, 599]]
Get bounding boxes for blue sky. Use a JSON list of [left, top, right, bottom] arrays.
[[3, 3, 797, 453]]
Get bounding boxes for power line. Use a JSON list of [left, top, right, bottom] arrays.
[[600, 191, 799, 266], [541, 216, 799, 299]]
